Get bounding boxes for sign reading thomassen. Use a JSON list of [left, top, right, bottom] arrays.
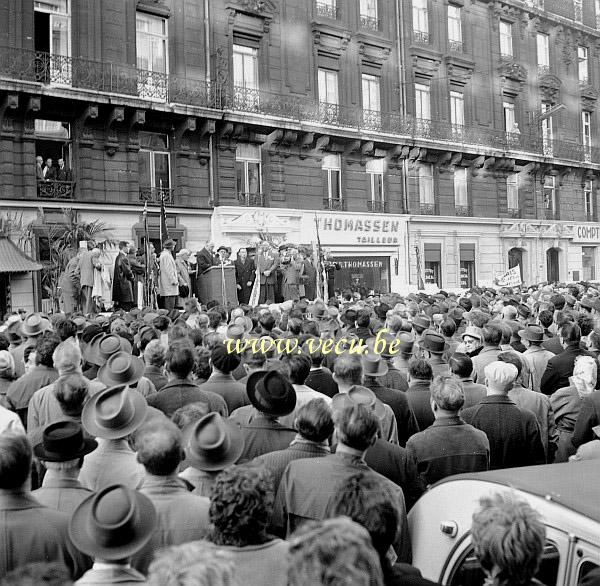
[[319, 216, 400, 244], [225, 328, 404, 357]]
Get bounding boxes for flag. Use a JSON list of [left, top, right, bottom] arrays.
[[314, 214, 326, 301], [143, 200, 150, 306], [497, 265, 522, 287], [415, 246, 425, 290], [159, 191, 169, 245]]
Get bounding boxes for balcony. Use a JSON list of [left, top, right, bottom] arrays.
[[37, 180, 75, 200], [367, 200, 389, 213], [507, 207, 521, 218], [545, 209, 560, 220], [360, 14, 380, 32], [238, 192, 266, 207], [420, 203, 437, 215], [139, 186, 175, 205], [323, 198, 346, 211], [449, 40, 463, 53], [413, 30, 430, 44], [455, 205, 473, 216], [315, 1, 337, 19], [537, 64, 550, 76]]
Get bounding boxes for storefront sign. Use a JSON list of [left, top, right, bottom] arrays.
[[332, 256, 390, 292], [573, 225, 600, 243], [337, 260, 385, 269], [318, 217, 401, 245]]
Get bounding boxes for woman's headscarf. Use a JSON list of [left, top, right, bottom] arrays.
[[571, 355, 597, 399]]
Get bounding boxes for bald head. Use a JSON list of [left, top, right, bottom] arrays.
[[135, 419, 183, 476]]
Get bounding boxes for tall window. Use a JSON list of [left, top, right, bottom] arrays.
[[448, 5, 462, 51], [419, 163, 434, 206], [584, 180, 594, 220], [136, 13, 168, 99], [507, 173, 519, 211], [138, 132, 171, 199], [454, 167, 468, 208], [34, 0, 71, 84], [503, 101, 516, 132], [233, 44, 258, 90], [362, 74, 380, 112], [236, 144, 262, 200], [583, 110, 592, 161], [575, 0, 583, 22], [367, 159, 385, 211], [415, 83, 431, 120], [323, 154, 342, 208], [316, 0, 337, 19], [360, 0, 378, 29], [596, 0, 600, 29], [579, 46, 589, 84], [544, 175, 557, 217], [412, 0, 429, 42], [318, 69, 338, 105], [542, 102, 553, 156], [499, 21, 513, 58], [537, 33, 550, 70], [450, 90, 464, 134]]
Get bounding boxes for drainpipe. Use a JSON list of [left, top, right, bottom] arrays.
[[204, 0, 215, 207], [396, 0, 411, 283]]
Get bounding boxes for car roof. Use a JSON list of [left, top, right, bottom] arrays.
[[437, 461, 600, 523]]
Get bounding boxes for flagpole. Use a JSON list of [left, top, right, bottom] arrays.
[[314, 213, 325, 301], [143, 199, 151, 307]]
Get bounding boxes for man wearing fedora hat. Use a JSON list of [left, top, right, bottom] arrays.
[[32, 420, 97, 515], [520, 324, 554, 393], [360, 351, 419, 447], [418, 329, 451, 378], [471, 323, 503, 384], [70, 484, 156, 585], [129, 419, 211, 573], [229, 370, 297, 462], [181, 411, 245, 497], [0, 432, 91, 579], [11, 312, 51, 379], [367, 332, 409, 393], [272, 401, 411, 564], [158, 239, 179, 311], [79, 385, 148, 491]]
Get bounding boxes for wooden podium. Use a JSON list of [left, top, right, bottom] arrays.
[[197, 265, 238, 306]]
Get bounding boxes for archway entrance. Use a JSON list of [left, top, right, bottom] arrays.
[[546, 248, 560, 283], [508, 247, 524, 282]]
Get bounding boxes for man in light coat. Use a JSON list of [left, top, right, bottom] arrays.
[[158, 239, 179, 311]]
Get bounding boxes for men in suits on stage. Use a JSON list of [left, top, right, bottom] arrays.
[[234, 247, 256, 305], [112, 241, 135, 311], [256, 242, 278, 304], [195, 240, 216, 302]]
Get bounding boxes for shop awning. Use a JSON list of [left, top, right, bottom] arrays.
[[0, 238, 43, 273]]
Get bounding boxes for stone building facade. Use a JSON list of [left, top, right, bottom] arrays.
[[0, 0, 599, 308]]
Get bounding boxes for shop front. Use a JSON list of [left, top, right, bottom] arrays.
[[211, 207, 409, 293]]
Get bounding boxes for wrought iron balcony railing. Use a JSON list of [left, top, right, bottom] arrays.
[[537, 64, 550, 76], [544, 208, 560, 220], [37, 180, 75, 200], [238, 192, 266, 207], [420, 203, 437, 215], [449, 40, 463, 53], [315, 1, 337, 19], [413, 30, 430, 44], [323, 198, 346, 211], [367, 200, 389, 213], [139, 186, 175, 205], [360, 15, 380, 31], [507, 207, 521, 218], [455, 205, 473, 217]]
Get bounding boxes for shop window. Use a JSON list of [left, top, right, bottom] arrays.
[[499, 20, 513, 58], [138, 131, 171, 203], [459, 243, 476, 289], [424, 243, 441, 287], [448, 541, 560, 586], [583, 246, 596, 280], [323, 154, 343, 210], [332, 257, 390, 294], [236, 143, 262, 205], [34, 0, 71, 84]]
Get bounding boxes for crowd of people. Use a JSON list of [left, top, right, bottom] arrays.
[[58, 239, 340, 316], [1, 278, 600, 585]]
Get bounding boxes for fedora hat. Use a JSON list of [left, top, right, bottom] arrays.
[[461, 326, 483, 341], [518, 324, 544, 343], [183, 413, 244, 472], [331, 386, 386, 421], [361, 351, 389, 377], [34, 420, 97, 462], [246, 370, 296, 417], [84, 334, 132, 367], [309, 302, 327, 319], [82, 385, 147, 439], [97, 352, 145, 388], [234, 315, 253, 333], [21, 313, 50, 337], [226, 324, 245, 341], [420, 329, 448, 355], [412, 315, 431, 330], [69, 484, 156, 560], [72, 317, 87, 335], [398, 333, 415, 355]]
